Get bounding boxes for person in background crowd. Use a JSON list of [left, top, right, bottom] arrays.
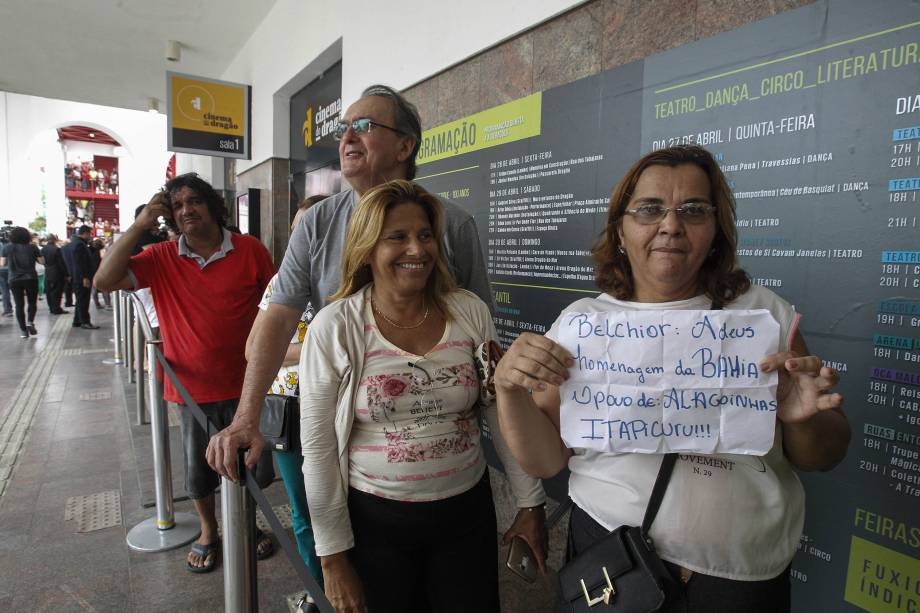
[[0, 233, 12, 318], [62, 225, 98, 330], [302, 181, 544, 612], [63, 272, 74, 309], [41, 234, 69, 315], [131, 204, 166, 255], [94, 173, 278, 574], [1, 226, 44, 338], [244, 193, 327, 613], [90, 238, 111, 310], [494, 145, 850, 613], [34, 234, 45, 299]]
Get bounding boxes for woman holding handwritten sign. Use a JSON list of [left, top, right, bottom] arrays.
[[495, 145, 849, 612]]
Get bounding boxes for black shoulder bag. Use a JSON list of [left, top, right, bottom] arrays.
[[558, 454, 679, 612]]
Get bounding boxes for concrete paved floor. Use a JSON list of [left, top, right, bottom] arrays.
[[0, 302, 302, 612]]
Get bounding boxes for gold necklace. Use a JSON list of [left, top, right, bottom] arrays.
[[371, 297, 429, 329]]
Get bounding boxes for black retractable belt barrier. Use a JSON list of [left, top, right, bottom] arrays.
[[153, 349, 334, 613]]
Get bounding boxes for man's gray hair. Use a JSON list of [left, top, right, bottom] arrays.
[[362, 84, 422, 180]]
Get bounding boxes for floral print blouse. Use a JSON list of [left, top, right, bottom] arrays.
[[348, 302, 484, 502]]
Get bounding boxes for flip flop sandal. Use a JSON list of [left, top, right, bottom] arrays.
[[187, 541, 220, 574], [296, 594, 320, 613], [255, 529, 275, 561]]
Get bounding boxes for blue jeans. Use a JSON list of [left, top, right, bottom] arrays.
[[274, 445, 323, 587], [0, 269, 11, 314]]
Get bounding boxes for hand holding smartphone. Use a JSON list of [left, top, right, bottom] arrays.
[[505, 535, 538, 583]]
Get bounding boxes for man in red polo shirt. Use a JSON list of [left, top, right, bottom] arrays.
[[95, 173, 276, 574]]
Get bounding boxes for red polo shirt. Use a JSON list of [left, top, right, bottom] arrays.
[[130, 232, 275, 404]]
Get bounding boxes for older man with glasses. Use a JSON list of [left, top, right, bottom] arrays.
[[209, 85, 497, 472], [208, 84, 548, 606]]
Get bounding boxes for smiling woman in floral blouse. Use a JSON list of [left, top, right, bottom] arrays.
[[299, 180, 546, 613]]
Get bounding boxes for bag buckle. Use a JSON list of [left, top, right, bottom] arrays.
[[580, 566, 615, 607]]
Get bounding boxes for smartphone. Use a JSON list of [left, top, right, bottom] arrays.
[[505, 536, 538, 583]]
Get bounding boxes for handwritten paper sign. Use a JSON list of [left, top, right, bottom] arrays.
[[557, 309, 780, 455]]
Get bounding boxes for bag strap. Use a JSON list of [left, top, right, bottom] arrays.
[[640, 297, 724, 534], [544, 454, 677, 535], [641, 453, 678, 532]]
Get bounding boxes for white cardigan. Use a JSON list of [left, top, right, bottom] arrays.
[[300, 285, 546, 556]]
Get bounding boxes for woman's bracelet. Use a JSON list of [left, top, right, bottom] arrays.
[[520, 503, 546, 512]]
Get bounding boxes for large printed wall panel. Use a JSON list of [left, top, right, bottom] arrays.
[[416, 1, 920, 610]]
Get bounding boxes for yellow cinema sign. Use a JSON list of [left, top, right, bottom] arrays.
[[167, 71, 250, 159]]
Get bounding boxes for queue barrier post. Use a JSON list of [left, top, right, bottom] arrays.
[[121, 291, 131, 370], [107, 289, 124, 365], [125, 294, 200, 552], [134, 316, 147, 424], [117, 290, 125, 362], [127, 292, 150, 425], [222, 454, 258, 613], [125, 295, 135, 382]]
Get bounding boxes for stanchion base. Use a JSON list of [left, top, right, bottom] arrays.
[[126, 512, 201, 552], [102, 358, 124, 365]]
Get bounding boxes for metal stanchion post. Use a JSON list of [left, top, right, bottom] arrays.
[[105, 290, 124, 365], [126, 336, 200, 552], [134, 313, 147, 425], [125, 297, 135, 382], [120, 292, 130, 370], [147, 340, 174, 527], [127, 292, 153, 424], [222, 470, 257, 613]]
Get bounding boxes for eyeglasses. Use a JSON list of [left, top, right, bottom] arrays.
[[623, 202, 716, 225], [406, 361, 476, 421], [333, 117, 405, 141], [408, 361, 442, 418]]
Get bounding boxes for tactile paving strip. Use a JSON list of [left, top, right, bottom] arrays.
[[214, 503, 292, 533], [61, 348, 110, 356], [256, 504, 293, 532], [64, 490, 123, 533], [78, 390, 112, 401], [0, 316, 71, 500]]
